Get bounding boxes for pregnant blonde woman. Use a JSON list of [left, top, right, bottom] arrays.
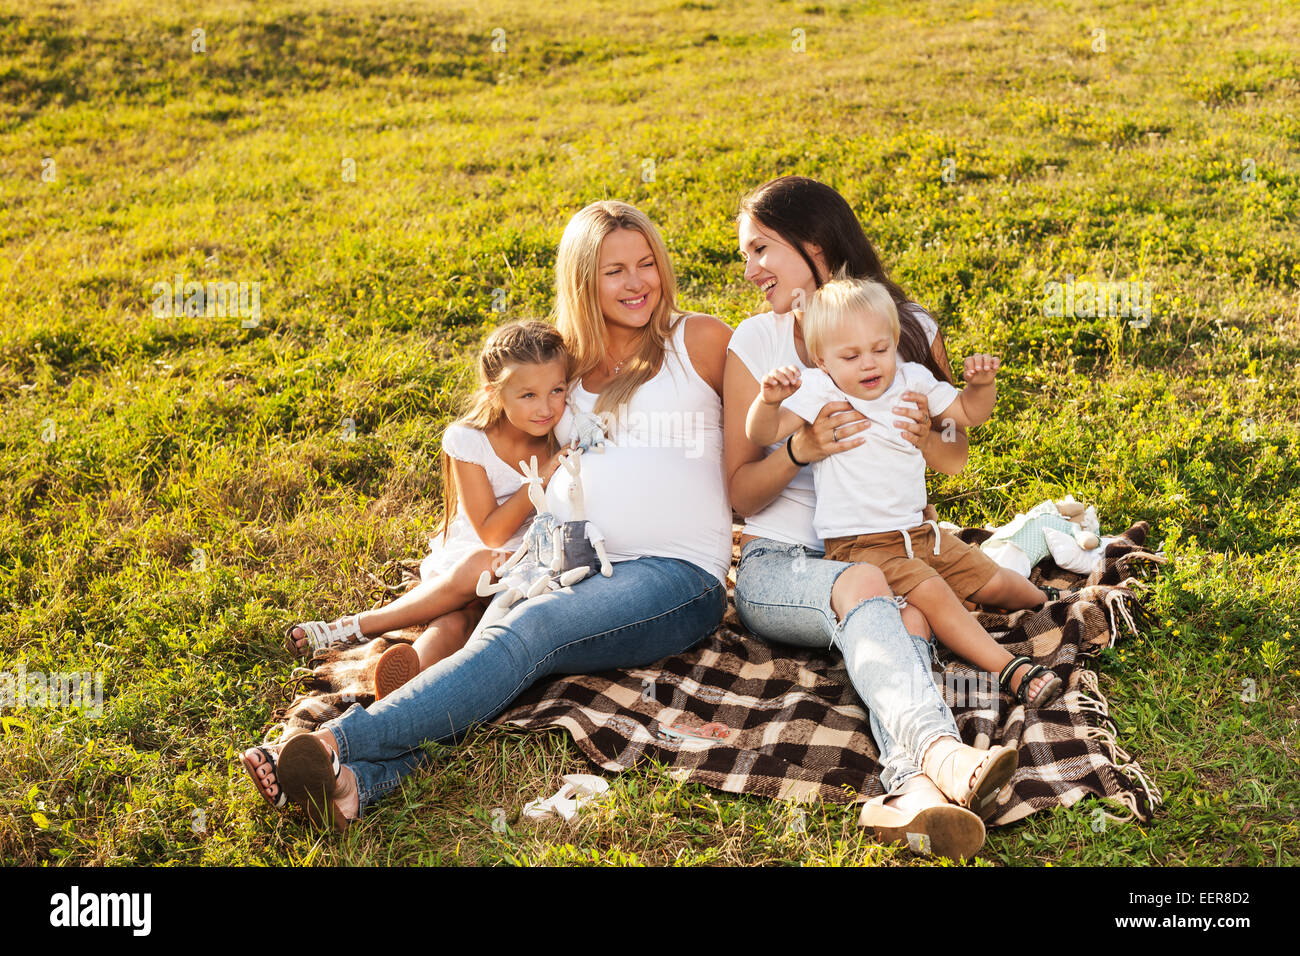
[[243, 200, 733, 828]]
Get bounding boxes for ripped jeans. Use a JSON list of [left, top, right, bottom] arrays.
[[733, 537, 961, 792]]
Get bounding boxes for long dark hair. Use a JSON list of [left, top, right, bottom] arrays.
[[738, 175, 950, 383]]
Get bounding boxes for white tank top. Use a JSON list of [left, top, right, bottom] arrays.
[[548, 316, 732, 584]]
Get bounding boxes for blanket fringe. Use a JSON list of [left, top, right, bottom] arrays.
[[1075, 669, 1163, 819], [1103, 588, 1139, 644], [1079, 582, 1149, 651], [1112, 549, 1167, 582]]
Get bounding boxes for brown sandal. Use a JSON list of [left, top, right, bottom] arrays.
[[241, 745, 287, 809], [1000, 656, 1063, 708], [275, 734, 353, 832]]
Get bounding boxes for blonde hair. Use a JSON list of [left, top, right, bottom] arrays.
[[438, 319, 569, 543], [803, 276, 900, 364], [551, 200, 683, 414]]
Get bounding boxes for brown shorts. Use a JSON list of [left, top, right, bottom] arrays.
[[824, 523, 1000, 601]]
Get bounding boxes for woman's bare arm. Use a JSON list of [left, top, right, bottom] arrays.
[[682, 313, 733, 397], [724, 352, 802, 516], [724, 352, 871, 517]]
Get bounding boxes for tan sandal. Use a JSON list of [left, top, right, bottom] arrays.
[[925, 740, 1018, 820], [859, 775, 985, 860], [374, 643, 421, 701]]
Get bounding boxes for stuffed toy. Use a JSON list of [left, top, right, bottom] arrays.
[[475, 450, 612, 626], [549, 448, 613, 579], [475, 456, 594, 612], [979, 495, 1111, 577], [567, 407, 609, 454]]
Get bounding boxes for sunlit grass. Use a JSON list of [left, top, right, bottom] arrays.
[[1, 0, 1296, 865]]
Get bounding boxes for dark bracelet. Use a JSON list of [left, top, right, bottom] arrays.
[[786, 434, 810, 468]]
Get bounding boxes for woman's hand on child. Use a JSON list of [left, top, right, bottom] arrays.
[[962, 354, 1000, 386], [759, 365, 803, 405], [795, 402, 870, 463], [894, 391, 933, 449]]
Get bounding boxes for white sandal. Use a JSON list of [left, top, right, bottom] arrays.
[[284, 615, 367, 658]]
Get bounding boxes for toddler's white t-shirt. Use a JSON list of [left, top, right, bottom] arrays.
[[782, 362, 960, 539], [728, 306, 940, 550]]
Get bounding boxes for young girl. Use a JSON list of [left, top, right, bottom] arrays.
[[281, 319, 573, 700], [747, 277, 1064, 707]]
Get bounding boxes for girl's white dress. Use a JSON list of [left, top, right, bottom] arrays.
[[418, 424, 527, 581]]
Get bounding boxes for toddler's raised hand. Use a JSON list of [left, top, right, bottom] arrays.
[[962, 354, 1001, 386], [760, 365, 803, 405]]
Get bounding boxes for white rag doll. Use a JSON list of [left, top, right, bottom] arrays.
[[475, 451, 612, 624], [549, 448, 613, 579], [979, 495, 1113, 577], [567, 407, 609, 454], [475, 456, 593, 611]]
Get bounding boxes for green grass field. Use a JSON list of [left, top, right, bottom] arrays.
[[2, 0, 1297, 866]]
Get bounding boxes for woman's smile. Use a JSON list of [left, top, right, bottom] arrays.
[[597, 228, 662, 328], [737, 212, 821, 315]]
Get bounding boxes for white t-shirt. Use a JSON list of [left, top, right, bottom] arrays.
[[783, 363, 959, 539], [727, 305, 940, 550], [418, 424, 527, 580]]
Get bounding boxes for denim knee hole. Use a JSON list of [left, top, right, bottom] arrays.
[[830, 594, 907, 654]]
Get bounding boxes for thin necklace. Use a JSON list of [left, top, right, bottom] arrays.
[[608, 343, 635, 375]]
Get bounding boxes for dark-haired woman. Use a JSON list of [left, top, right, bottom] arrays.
[[723, 176, 1046, 859]]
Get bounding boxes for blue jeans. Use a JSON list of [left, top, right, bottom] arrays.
[[733, 538, 960, 793], [325, 556, 726, 812]]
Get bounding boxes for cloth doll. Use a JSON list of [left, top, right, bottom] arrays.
[[475, 456, 593, 612], [980, 495, 1109, 577], [549, 448, 613, 579]]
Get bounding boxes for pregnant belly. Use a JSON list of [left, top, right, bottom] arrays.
[[546, 446, 727, 561]]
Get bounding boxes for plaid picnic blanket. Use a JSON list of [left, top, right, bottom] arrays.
[[273, 522, 1165, 826]]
